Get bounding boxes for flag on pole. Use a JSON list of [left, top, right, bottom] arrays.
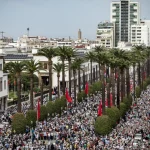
[[65, 89, 72, 103], [85, 82, 89, 95], [98, 101, 102, 116], [37, 99, 40, 121]]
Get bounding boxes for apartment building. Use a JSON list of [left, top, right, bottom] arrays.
[[96, 22, 115, 48], [131, 24, 149, 46], [0, 54, 8, 113], [110, 0, 140, 46]]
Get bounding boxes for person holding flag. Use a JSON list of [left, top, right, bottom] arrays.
[[65, 88, 72, 103]]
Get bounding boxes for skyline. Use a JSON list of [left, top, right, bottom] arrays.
[[0, 0, 150, 40]]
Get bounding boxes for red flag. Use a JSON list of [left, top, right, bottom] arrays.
[[65, 89, 72, 103], [105, 99, 108, 107], [37, 99, 40, 121], [85, 82, 89, 95], [110, 93, 113, 107], [130, 83, 133, 92], [98, 101, 102, 116]]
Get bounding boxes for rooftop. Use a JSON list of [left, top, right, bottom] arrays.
[[4, 54, 33, 60]]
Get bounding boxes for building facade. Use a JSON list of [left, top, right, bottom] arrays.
[[0, 54, 8, 113], [96, 22, 115, 48], [131, 24, 149, 46], [110, 0, 140, 46]]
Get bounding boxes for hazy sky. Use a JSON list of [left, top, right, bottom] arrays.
[[0, 0, 149, 40]]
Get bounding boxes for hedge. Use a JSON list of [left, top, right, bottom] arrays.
[[106, 107, 120, 127], [46, 101, 55, 117], [123, 97, 131, 111], [39, 105, 47, 121], [120, 102, 127, 117], [12, 113, 27, 134], [77, 91, 86, 103], [135, 86, 141, 98], [94, 115, 112, 135], [26, 110, 37, 127]]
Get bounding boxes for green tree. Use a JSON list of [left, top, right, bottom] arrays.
[[38, 47, 56, 101], [24, 60, 42, 109], [57, 46, 68, 95], [53, 63, 62, 98], [4, 62, 25, 112], [65, 48, 76, 95], [85, 51, 95, 84]]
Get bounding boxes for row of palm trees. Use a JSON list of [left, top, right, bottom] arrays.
[[4, 45, 150, 113]]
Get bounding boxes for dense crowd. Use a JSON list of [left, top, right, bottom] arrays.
[[0, 86, 149, 149]]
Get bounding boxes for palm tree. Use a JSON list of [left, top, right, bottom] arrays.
[[85, 51, 95, 84], [71, 60, 79, 106], [37, 47, 56, 101], [94, 46, 105, 80], [24, 60, 42, 110], [57, 46, 68, 95], [132, 45, 146, 89], [53, 63, 62, 98], [4, 62, 25, 112], [76, 58, 84, 93], [146, 46, 150, 77], [95, 51, 110, 114], [65, 48, 76, 95]]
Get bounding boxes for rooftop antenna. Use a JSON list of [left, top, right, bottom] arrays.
[[0, 31, 5, 39], [27, 28, 29, 37]]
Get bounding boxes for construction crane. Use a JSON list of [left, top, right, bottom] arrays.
[[0, 31, 5, 39]]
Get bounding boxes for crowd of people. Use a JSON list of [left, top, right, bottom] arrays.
[[0, 85, 149, 149]]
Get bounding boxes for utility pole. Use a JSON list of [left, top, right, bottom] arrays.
[[0, 31, 5, 39]]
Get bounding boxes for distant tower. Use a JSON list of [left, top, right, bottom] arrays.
[[78, 29, 82, 40], [27, 28, 30, 37]]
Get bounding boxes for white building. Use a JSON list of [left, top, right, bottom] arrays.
[[131, 24, 150, 46], [110, 0, 140, 46], [96, 22, 115, 48], [0, 54, 8, 113]]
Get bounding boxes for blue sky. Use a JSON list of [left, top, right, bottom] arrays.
[[0, 0, 149, 40]]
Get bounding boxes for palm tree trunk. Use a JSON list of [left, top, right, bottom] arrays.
[[30, 74, 34, 109], [98, 63, 101, 80], [73, 70, 76, 106], [141, 65, 144, 90], [101, 65, 105, 114], [41, 80, 43, 105], [121, 69, 125, 101], [96, 65, 98, 81], [111, 68, 115, 106], [62, 59, 65, 95], [90, 61, 92, 84], [133, 64, 136, 102], [117, 68, 120, 109], [107, 82, 110, 108], [57, 75, 60, 98], [138, 63, 141, 88], [83, 70, 85, 90], [68, 60, 71, 96], [49, 60, 52, 101], [126, 67, 130, 98], [17, 74, 21, 112], [78, 69, 81, 92]]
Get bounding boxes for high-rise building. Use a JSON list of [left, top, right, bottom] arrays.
[[131, 24, 149, 46], [96, 22, 115, 48], [110, 0, 140, 46], [78, 29, 82, 40]]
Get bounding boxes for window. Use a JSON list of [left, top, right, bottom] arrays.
[[4, 80, 6, 90], [43, 63, 47, 69], [0, 64, 2, 70], [0, 78, 2, 91]]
